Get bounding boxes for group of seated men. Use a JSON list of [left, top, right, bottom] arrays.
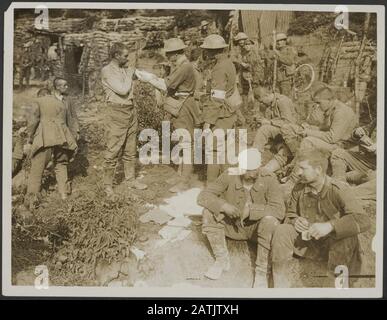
[[196, 65, 376, 289]]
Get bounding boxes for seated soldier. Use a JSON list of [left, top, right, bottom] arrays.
[[331, 119, 376, 185], [197, 148, 285, 288], [274, 85, 357, 195], [271, 149, 370, 288], [252, 86, 298, 172], [331, 120, 377, 204]]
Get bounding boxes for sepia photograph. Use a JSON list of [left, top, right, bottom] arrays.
[[2, 2, 384, 298]]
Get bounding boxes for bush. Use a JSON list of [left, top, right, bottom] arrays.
[[134, 81, 167, 134], [50, 190, 139, 281]]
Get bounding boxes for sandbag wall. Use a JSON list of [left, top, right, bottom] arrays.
[[328, 40, 376, 86]]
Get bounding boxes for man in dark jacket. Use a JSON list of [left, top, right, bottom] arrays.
[[25, 78, 78, 206], [271, 149, 370, 287], [197, 148, 285, 287]]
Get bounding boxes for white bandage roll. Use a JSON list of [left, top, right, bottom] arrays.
[[210, 89, 226, 100]]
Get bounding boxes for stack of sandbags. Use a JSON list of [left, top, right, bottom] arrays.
[[85, 30, 147, 70], [95, 16, 175, 32], [47, 17, 88, 33], [329, 40, 376, 86], [14, 17, 35, 44], [339, 41, 376, 59], [63, 32, 92, 46]]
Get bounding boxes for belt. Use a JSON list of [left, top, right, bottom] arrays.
[[106, 101, 134, 107]]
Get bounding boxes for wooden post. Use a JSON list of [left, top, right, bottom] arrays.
[[354, 13, 371, 123], [272, 30, 277, 93]]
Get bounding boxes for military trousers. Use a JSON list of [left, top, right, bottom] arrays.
[[331, 148, 376, 183], [271, 224, 361, 277], [104, 103, 137, 181], [206, 114, 238, 183], [27, 146, 70, 195], [172, 97, 202, 181], [202, 208, 280, 274]]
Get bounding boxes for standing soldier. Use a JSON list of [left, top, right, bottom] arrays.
[[25, 78, 78, 208], [19, 54, 33, 89], [200, 34, 240, 182], [200, 20, 210, 39], [225, 10, 239, 43], [162, 38, 202, 192], [101, 42, 147, 197], [272, 32, 297, 97], [233, 32, 265, 117]]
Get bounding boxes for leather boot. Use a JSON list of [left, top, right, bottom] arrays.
[[253, 268, 268, 288], [124, 163, 147, 190], [55, 163, 69, 199], [204, 232, 230, 280], [272, 260, 292, 288], [103, 167, 115, 197]]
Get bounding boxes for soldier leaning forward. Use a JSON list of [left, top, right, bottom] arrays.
[[262, 86, 356, 184], [200, 34, 240, 182], [252, 86, 298, 168]]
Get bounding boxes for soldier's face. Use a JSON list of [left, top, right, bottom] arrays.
[[296, 160, 321, 184], [277, 39, 286, 48], [56, 80, 68, 94], [241, 169, 259, 183], [259, 93, 272, 105], [166, 51, 178, 64], [238, 40, 246, 47], [117, 49, 129, 67], [313, 97, 331, 113]]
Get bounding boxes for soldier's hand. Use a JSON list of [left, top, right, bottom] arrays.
[[294, 217, 310, 233], [241, 204, 250, 222], [237, 114, 246, 126], [363, 142, 376, 154], [241, 62, 250, 69], [353, 127, 366, 138], [221, 203, 240, 219], [309, 222, 333, 240], [23, 143, 32, 157], [203, 122, 211, 131]]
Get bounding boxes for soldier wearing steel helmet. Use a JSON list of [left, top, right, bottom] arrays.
[[200, 34, 240, 182], [232, 32, 264, 112], [200, 20, 210, 38], [163, 38, 203, 192], [272, 32, 297, 97]]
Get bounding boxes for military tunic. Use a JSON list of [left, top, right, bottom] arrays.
[[271, 176, 370, 276], [26, 94, 78, 196], [202, 53, 238, 182], [198, 169, 285, 272]]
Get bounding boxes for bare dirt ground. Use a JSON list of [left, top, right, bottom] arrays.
[[11, 85, 376, 289]]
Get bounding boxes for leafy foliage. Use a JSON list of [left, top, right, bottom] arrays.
[[50, 190, 139, 280], [134, 81, 167, 134]]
